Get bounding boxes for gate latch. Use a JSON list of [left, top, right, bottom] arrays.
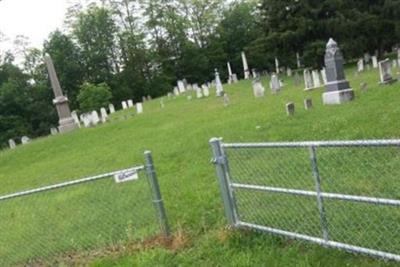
[[211, 156, 226, 165]]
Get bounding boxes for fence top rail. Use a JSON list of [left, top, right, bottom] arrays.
[[221, 139, 400, 148], [0, 165, 145, 202]]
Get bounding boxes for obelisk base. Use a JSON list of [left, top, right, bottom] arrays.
[[58, 117, 79, 133], [322, 89, 355, 105]]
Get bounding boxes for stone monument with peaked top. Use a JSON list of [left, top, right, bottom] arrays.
[[322, 38, 354, 105], [379, 59, 396, 84], [241, 51, 250, 79], [44, 54, 78, 133]]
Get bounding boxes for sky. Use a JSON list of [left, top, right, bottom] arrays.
[[0, 0, 70, 53]]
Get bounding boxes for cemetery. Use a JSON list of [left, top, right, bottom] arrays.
[[1, 0, 400, 266]]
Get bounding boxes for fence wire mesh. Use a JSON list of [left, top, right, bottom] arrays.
[[0, 165, 164, 266], [211, 138, 400, 261]]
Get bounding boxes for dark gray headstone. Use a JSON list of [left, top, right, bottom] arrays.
[[286, 102, 295, 116], [304, 99, 313, 110], [322, 38, 354, 104]]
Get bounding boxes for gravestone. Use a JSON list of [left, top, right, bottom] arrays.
[[312, 70, 322, 87], [91, 110, 100, 125], [252, 69, 258, 79], [286, 102, 295, 116], [322, 38, 354, 104], [109, 103, 115, 114], [142, 96, 147, 102], [304, 69, 314, 90], [364, 53, 371, 63], [392, 59, 398, 68], [177, 80, 186, 93], [275, 58, 279, 74], [304, 99, 313, 110], [136, 103, 143, 114], [215, 69, 224, 97], [21, 136, 30, 144], [100, 107, 108, 123], [252, 78, 265, 97], [127, 100, 134, 108], [296, 52, 301, 68], [50, 127, 58, 135], [173, 87, 179, 96], [81, 113, 92, 128], [122, 101, 128, 110], [202, 84, 210, 97], [241, 51, 250, 79], [270, 74, 281, 93], [287, 68, 292, 77], [196, 87, 203, 98], [160, 98, 165, 109], [372, 56, 378, 68], [227, 62, 233, 83], [167, 92, 173, 99], [71, 111, 81, 128], [223, 93, 230, 107], [44, 54, 78, 133], [8, 139, 16, 149], [232, 74, 238, 83], [378, 59, 396, 84], [294, 71, 301, 86], [147, 95, 152, 101], [357, 59, 364, 72], [321, 68, 327, 85]]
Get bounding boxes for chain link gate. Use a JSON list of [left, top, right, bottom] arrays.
[[210, 138, 400, 261], [0, 151, 169, 266]]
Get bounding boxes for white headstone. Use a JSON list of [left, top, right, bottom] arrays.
[[91, 110, 100, 125], [127, 100, 134, 108], [357, 59, 364, 72], [287, 68, 292, 77], [21, 136, 30, 144], [71, 111, 81, 128], [252, 79, 265, 97], [202, 85, 210, 97], [215, 69, 224, 97], [173, 87, 179, 96], [227, 62, 233, 82], [223, 93, 230, 107], [372, 56, 378, 68], [8, 139, 16, 149], [81, 113, 92, 128], [122, 101, 128, 110], [177, 80, 186, 93], [231, 74, 238, 83], [109, 103, 115, 114], [312, 70, 321, 87], [50, 127, 58, 135], [270, 74, 281, 93], [196, 87, 203, 98], [241, 51, 250, 79], [304, 69, 314, 90], [160, 98, 165, 109], [321, 68, 327, 85], [136, 102, 143, 114], [275, 58, 279, 74], [296, 52, 301, 68], [100, 107, 108, 123]]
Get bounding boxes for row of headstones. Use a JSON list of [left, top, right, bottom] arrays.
[[9, 101, 146, 149]]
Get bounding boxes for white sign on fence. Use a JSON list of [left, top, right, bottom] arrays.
[[114, 170, 139, 183]]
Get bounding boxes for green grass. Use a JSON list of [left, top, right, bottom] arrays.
[[1, 65, 400, 266]]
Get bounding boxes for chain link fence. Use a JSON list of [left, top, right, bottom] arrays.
[[210, 138, 400, 261], [0, 151, 169, 266]]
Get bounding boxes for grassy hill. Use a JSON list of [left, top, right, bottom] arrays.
[[1, 65, 400, 266]]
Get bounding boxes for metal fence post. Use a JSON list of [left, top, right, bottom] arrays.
[[309, 146, 329, 242], [210, 137, 237, 226], [144, 151, 170, 237]]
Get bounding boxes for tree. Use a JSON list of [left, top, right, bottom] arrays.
[[77, 82, 112, 112]]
